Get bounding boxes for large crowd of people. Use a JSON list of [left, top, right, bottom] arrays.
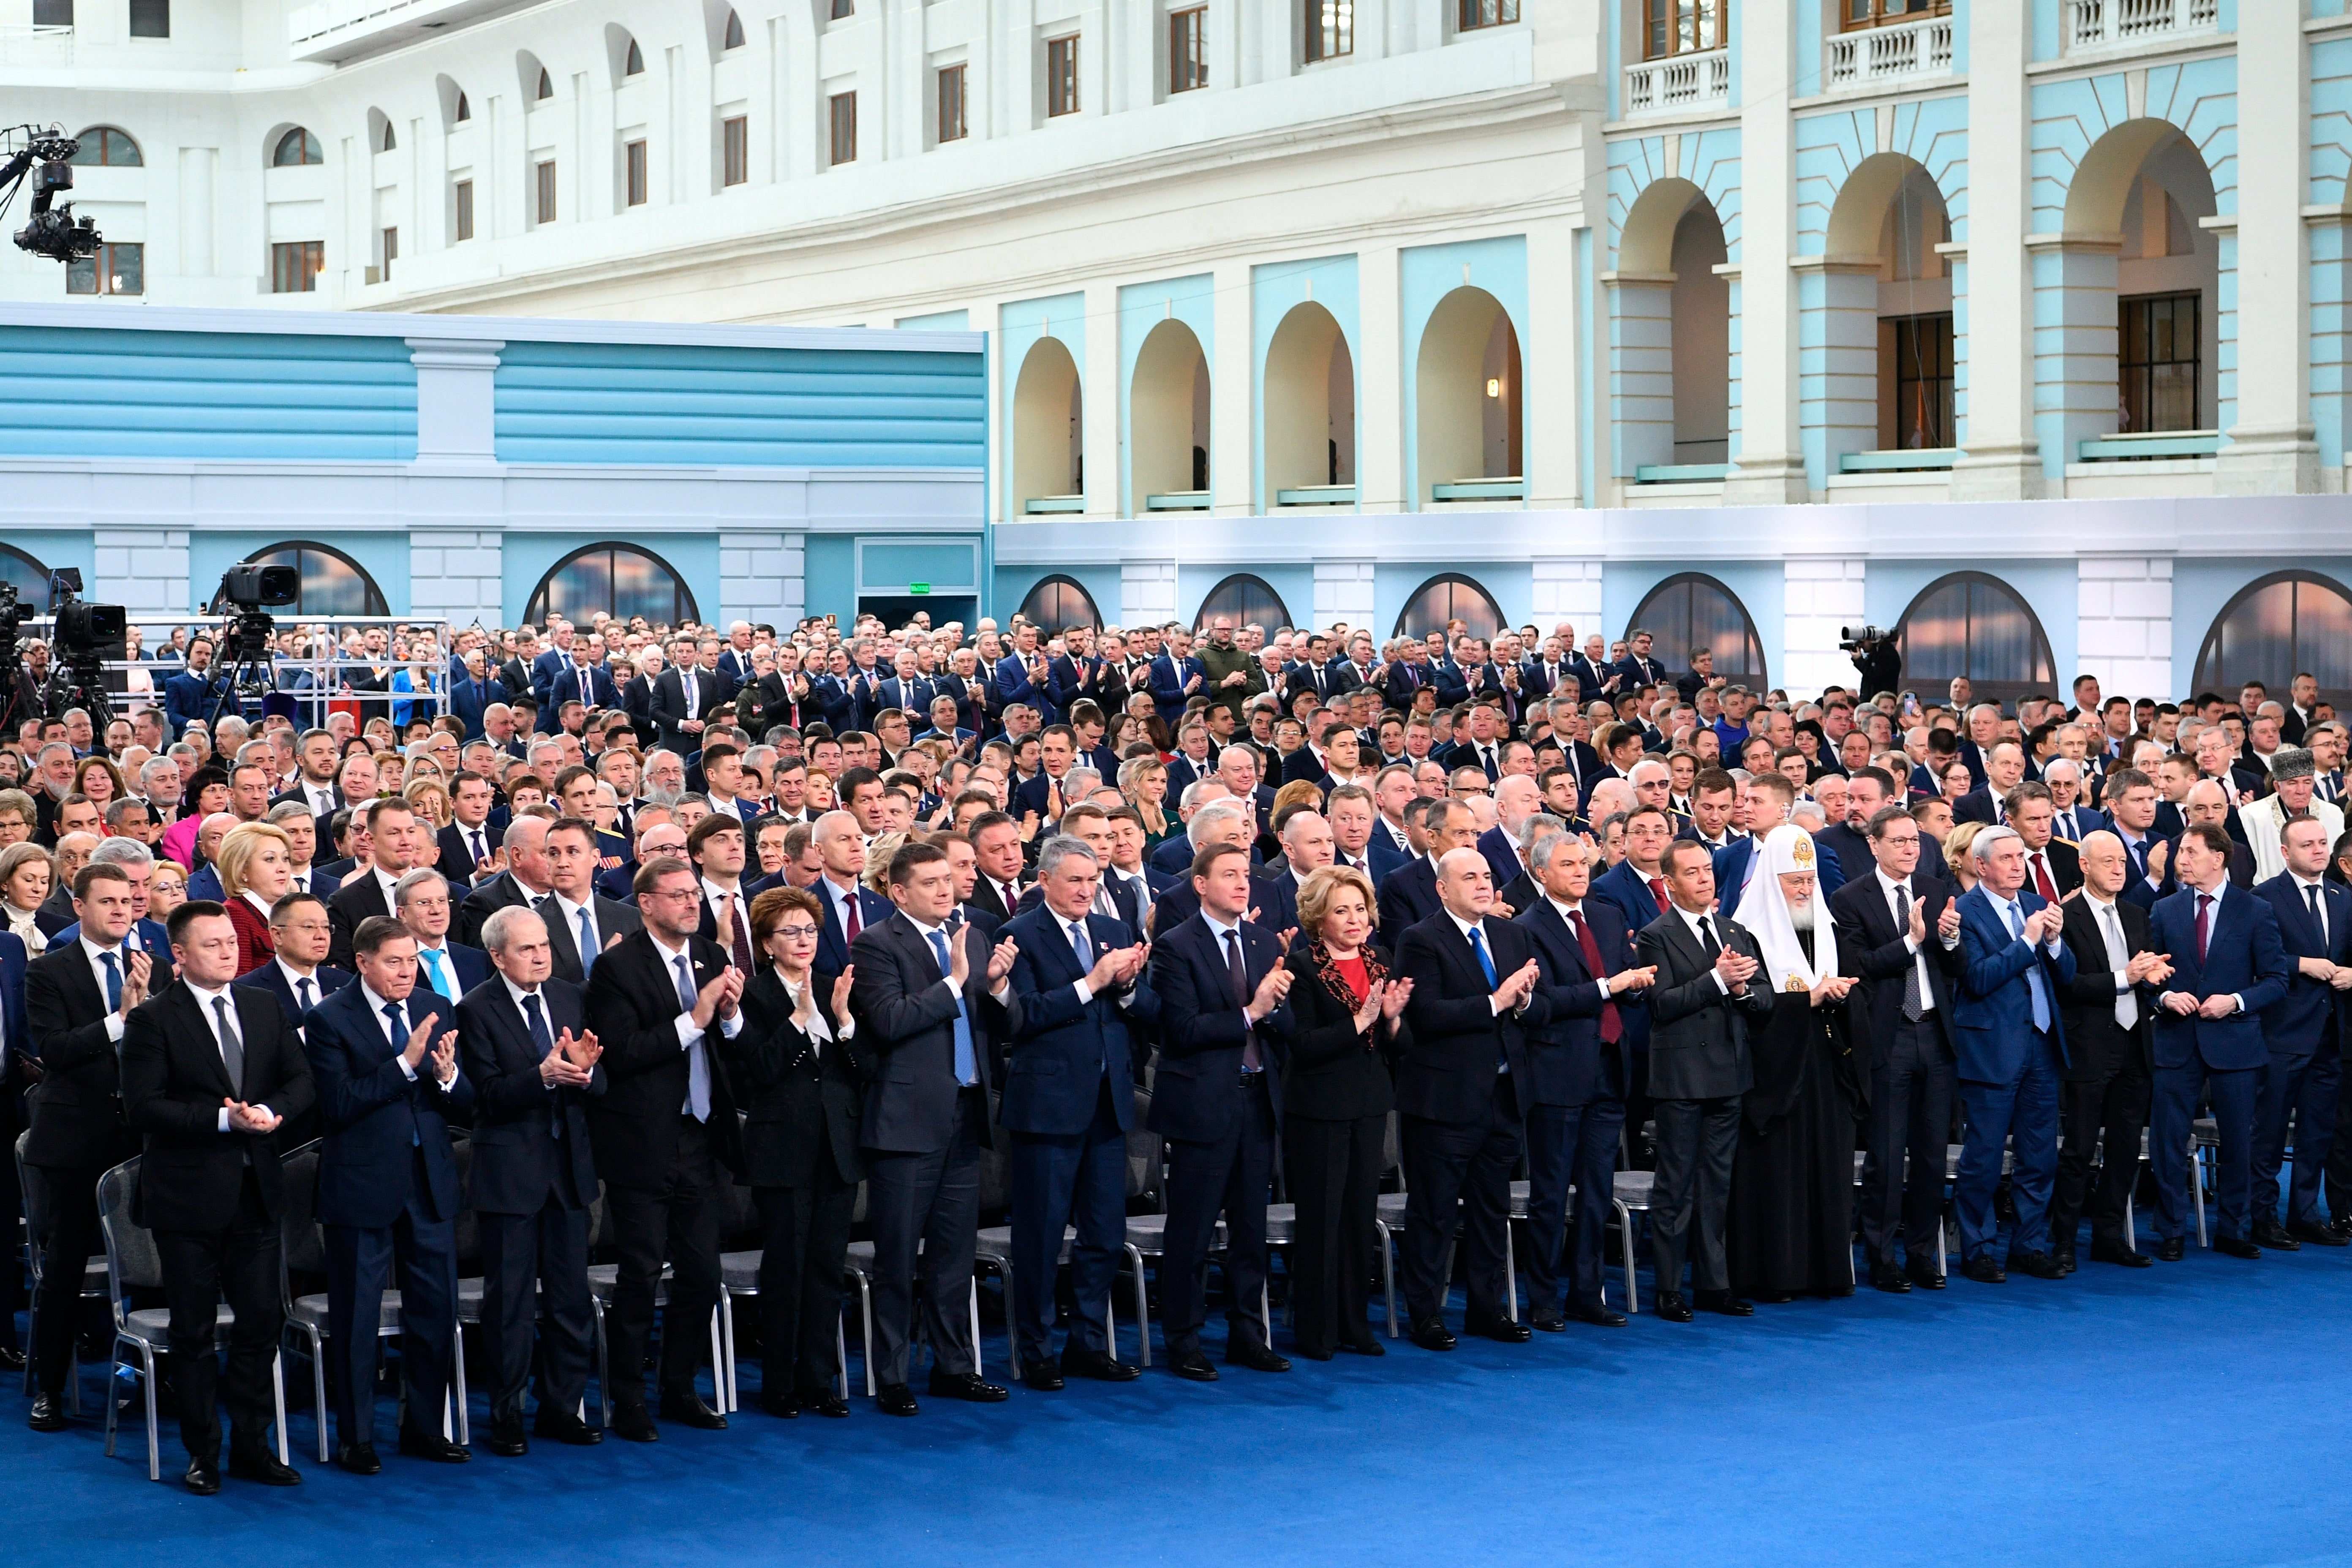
[[2, 602, 2346, 1494]]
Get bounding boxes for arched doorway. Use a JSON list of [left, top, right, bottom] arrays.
[[1012, 336, 1083, 514], [2195, 572, 2352, 708], [1263, 301, 1356, 503], [238, 542, 389, 618], [1129, 318, 1209, 512], [1415, 286, 1522, 505], [0, 543, 46, 603], [1894, 571, 2057, 711], [1016, 574, 1100, 636], [1394, 574, 1504, 641], [1614, 178, 1731, 480], [1817, 154, 1955, 473], [1629, 572, 1765, 690], [526, 542, 697, 626]]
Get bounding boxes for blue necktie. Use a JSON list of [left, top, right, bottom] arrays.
[[99, 948, 121, 1011], [384, 1000, 421, 1145], [1467, 924, 1499, 987], [2006, 901, 2052, 1032], [578, 907, 599, 978], [927, 928, 977, 1086], [522, 991, 562, 1139], [420, 946, 452, 999], [673, 954, 712, 1120]]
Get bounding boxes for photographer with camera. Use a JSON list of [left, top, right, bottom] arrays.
[[1842, 626, 1900, 704]]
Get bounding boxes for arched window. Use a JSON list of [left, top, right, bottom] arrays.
[[0, 543, 47, 603], [1629, 572, 1766, 690], [625, 37, 645, 74], [1394, 574, 1505, 642], [1893, 571, 2057, 710], [69, 127, 142, 167], [1194, 574, 1289, 634], [237, 542, 388, 618], [455, 92, 471, 122], [537, 67, 555, 100], [1016, 575, 1099, 636], [379, 119, 397, 152], [528, 544, 695, 628], [272, 126, 323, 166], [724, 8, 745, 47], [2194, 572, 2352, 707]]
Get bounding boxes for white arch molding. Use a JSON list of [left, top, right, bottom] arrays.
[[1011, 336, 1082, 515], [1415, 286, 1521, 506], [1129, 318, 1209, 512], [1263, 301, 1355, 502]]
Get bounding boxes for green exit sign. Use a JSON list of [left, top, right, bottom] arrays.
[[908, 583, 930, 595]]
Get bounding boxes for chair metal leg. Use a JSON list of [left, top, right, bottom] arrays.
[[836, 1311, 850, 1401], [967, 1280, 983, 1378], [307, 1327, 329, 1462], [2193, 1142, 2210, 1247], [1612, 1199, 1638, 1314], [1503, 1222, 1518, 1322], [590, 1296, 612, 1427], [718, 1292, 738, 1413], [1374, 1222, 1398, 1337], [142, 1344, 160, 1481], [104, 1336, 126, 1458], [450, 1328, 469, 1446], [272, 1352, 290, 1466], [708, 1308, 727, 1408], [1122, 1244, 1150, 1367], [856, 1273, 876, 1396]]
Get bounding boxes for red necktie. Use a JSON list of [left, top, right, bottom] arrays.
[[1567, 908, 1622, 1044], [2195, 893, 2211, 962], [1647, 876, 1669, 915], [843, 887, 861, 940], [2031, 853, 2058, 904]]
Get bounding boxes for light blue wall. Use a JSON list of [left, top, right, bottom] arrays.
[[800, 536, 855, 628], [1605, 561, 1786, 691], [1117, 273, 1216, 515], [1606, 131, 1742, 473], [1251, 255, 1361, 512], [189, 531, 415, 617], [1398, 235, 1528, 510], [1863, 558, 2080, 689], [501, 533, 724, 626], [5, 530, 95, 589]]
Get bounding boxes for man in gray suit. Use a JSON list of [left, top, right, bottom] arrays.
[[1635, 838, 1776, 1323]]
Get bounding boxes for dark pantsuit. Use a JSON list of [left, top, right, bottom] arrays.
[[1399, 1077, 1522, 1323], [864, 1088, 984, 1385], [2049, 1059, 2152, 1254], [0, 1149, 22, 1356], [2253, 1049, 2339, 1227], [2151, 1060, 2257, 1242], [1859, 1017, 1955, 1269], [477, 1202, 593, 1423], [1282, 1112, 1385, 1354], [324, 1150, 458, 1449], [604, 1116, 723, 1406], [154, 1168, 282, 1462], [1522, 1097, 1624, 1313], [1007, 1078, 1128, 1363], [1160, 1075, 1277, 1356], [1955, 1032, 2061, 1258], [30, 1164, 106, 1395], [752, 1168, 856, 1395], [1649, 1095, 1741, 1293]]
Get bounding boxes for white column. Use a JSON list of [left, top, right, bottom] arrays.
[[93, 528, 192, 618], [1723, 0, 1806, 505], [409, 530, 505, 626], [1948, 2, 2041, 500], [1313, 559, 1377, 629], [1082, 279, 1119, 518], [1782, 557, 1865, 697], [1211, 259, 1254, 516], [1122, 558, 1179, 626], [723, 530, 805, 627], [2031, 237, 2121, 479], [2076, 555, 2172, 701], [1529, 558, 1604, 634], [1357, 243, 1405, 513], [1526, 216, 1580, 509], [2218, 0, 2318, 494]]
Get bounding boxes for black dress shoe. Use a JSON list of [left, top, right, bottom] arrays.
[[1694, 1290, 1755, 1317], [397, 1429, 471, 1463], [2157, 1236, 2186, 1262], [2216, 1235, 2262, 1259], [1870, 1261, 1913, 1293], [2291, 1218, 2350, 1247], [1960, 1255, 2006, 1284], [335, 1442, 382, 1475], [2011, 1250, 2066, 1279], [184, 1457, 222, 1495], [2051, 1249, 2077, 1276], [2252, 1220, 2301, 1251], [760, 1389, 802, 1417], [483, 1417, 528, 1457], [658, 1392, 728, 1429], [229, 1446, 303, 1486], [1528, 1310, 1568, 1332], [1753, 1291, 1796, 1305], [1653, 1291, 1694, 1323], [2089, 1240, 2153, 1268], [1167, 1351, 1220, 1383], [1064, 1348, 1141, 1382], [1338, 1333, 1387, 1356], [1463, 1312, 1534, 1343], [1905, 1259, 1947, 1290], [1568, 1303, 1629, 1328], [612, 1404, 662, 1441], [798, 1389, 851, 1418], [876, 1384, 920, 1416], [27, 1392, 67, 1432], [1407, 1318, 1457, 1352], [927, 1369, 1010, 1403], [1021, 1357, 1065, 1392], [533, 1410, 604, 1445], [2330, 1216, 2352, 1243], [1228, 1339, 1293, 1372]]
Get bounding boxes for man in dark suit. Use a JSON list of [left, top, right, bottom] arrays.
[[303, 916, 473, 1471], [1146, 841, 1295, 1379], [1953, 743, 2029, 827], [582, 855, 745, 1440], [2153, 779, 2259, 899], [457, 906, 605, 1454], [1949, 827, 2078, 1282], [1516, 836, 1652, 1329], [649, 656, 721, 756], [1377, 798, 1473, 940], [999, 836, 1159, 1387], [455, 817, 556, 950], [811, 810, 893, 975], [234, 890, 352, 1045], [2009, 784, 2082, 902], [2148, 824, 2292, 1260], [849, 840, 1019, 1412], [0, 926, 22, 1373], [2050, 830, 2168, 1271], [327, 798, 429, 971], [1636, 841, 1775, 1320], [2248, 817, 2349, 1250], [120, 901, 314, 1492], [1829, 806, 1965, 1292], [1611, 630, 1666, 693], [545, 652, 621, 734], [1148, 637, 1206, 715], [22, 863, 151, 1431], [436, 779, 505, 885], [541, 814, 644, 984]]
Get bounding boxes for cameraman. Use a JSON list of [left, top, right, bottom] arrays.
[[161, 634, 234, 740], [1847, 628, 1900, 703]]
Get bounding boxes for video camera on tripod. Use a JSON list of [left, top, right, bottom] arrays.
[[0, 568, 125, 734], [205, 561, 300, 726]]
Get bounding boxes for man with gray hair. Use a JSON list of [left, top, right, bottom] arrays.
[[2240, 747, 2345, 882], [395, 867, 489, 1002]]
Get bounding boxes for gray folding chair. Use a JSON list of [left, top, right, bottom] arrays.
[[16, 1128, 109, 1410], [1120, 1211, 1229, 1366], [973, 1222, 1136, 1378], [97, 1157, 290, 1481], [1609, 1170, 1649, 1313], [839, 1231, 980, 1392]]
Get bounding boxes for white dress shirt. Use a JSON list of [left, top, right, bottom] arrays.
[[2081, 890, 2140, 1029], [1543, 897, 1614, 1010], [361, 979, 459, 1085], [1874, 869, 1955, 1014], [1674, 902, 1738, 995], [552, 891, 600, 962], [77, 934, 131, 1042]]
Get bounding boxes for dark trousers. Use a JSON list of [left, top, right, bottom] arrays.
[[30, 1162, 106, 1395], [1858, 1017, 1955, 1268], [604, 1115, 722, 1408], [1955, 1032, 2061, 1258], [1649, 1094, 1740, 1293], [1399, 1075, 1522, 1325], [324, 1151, 458, 1450], [2151, 1058, 2257, 1242], [1283, 1112, 1385, 1355], [153, 1168, 282, 1463], [0, 1131, 22, 1354], [1522, 1095, 1624, 1313], [1161, 1074, 1277, 1356], [1007, 1078, 1127, 1363], [2253, 1047, 2339, 1226], [477, 1198, 593, 1424], [752, 1166, 856, 1395], [863, 1089, 983, 1386], [2049, 1059, 2152, 1254]]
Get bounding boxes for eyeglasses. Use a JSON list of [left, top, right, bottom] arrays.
[[773, 924, 820, 940]]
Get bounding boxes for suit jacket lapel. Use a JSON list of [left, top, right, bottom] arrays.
[[176, 985, 239, 1098]]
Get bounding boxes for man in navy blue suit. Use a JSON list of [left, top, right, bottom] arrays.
[[1146, 841, 1297, 1381], [1590, 804, 1675, 939], [999, 836, 1159, 1386], [1949, 826, 2077, 1282], [234, 889, 354, 1041], [811, 811, 892, 975], [1517, 835, 1653, 1328], [162, 636, 233, 739], [995, 623, 1059, 726], [394, 868, 492, 1004], [1713, 775, 1845, 912], [2249, 815, 2352, 1250], [303, 916, 474, 1470], [2146, 824, 2293, 1259], [1149, 629, 1207, 714], [1377, 798, 1475, 939], [547, 648, 621, 731]]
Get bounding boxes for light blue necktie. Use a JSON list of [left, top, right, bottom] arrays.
[[420, 947, 452, 999], [2006, 900, 2052, 1032], [673, 954, 711, 1120], [927, 928, 977, 1086], [578, 906, 599, 979], [99, 949, 121, 1011]]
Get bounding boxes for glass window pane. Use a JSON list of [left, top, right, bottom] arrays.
[[1395, 576, 1503, 642], [2294, 581, 2352, 693], [1962, 579, 2042, 683], [530, 546, 692, 628], [1899, 580, 1970, 682], [1018, 577, 1098, 636], [248, 545, 382, 618], [1628, 574, 1763, 688], [1196, 576, 1289, 633]]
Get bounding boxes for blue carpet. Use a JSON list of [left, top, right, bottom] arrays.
[[10, 1237, 2352, 1568]]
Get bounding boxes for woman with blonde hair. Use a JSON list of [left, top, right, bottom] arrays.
[[146, 859, 188, 921], [860, 833, 907, 898], [215, 819, 295, 975], [1944, 819, 1986, 895], [405, 777, 453, 831], [0, 841, 52, 956]]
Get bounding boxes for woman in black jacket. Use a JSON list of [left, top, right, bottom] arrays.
[[729, 886, 868, 1418], [1281, 865, 1413, 1360]]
